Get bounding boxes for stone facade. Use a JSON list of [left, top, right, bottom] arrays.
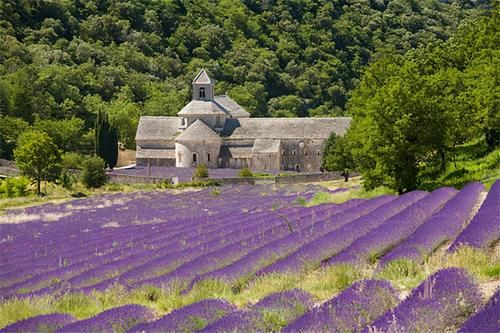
[[136, 69, 351, 172]]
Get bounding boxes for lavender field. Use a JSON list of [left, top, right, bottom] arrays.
[[0, 181, 498, 332]]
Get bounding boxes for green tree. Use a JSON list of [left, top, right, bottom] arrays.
[[95, 110, 118, 169], [81, 156, 107, 189], [14, 130, 61, 195], [322, 133, 354, 181], [0, 115, 29, 159]]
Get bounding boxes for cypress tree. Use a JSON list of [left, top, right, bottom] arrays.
[[95, 110, 118, 169]]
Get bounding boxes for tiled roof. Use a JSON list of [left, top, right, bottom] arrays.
[[175, 119, 222, 142]]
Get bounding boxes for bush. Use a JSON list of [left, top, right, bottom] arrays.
[[193, 164, 209, 178], [0, 177, 30, 198], [238, 167, 254, 177], [62, 152, 85, 170], [81, 156, 107, 189]]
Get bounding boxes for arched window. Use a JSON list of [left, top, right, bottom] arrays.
[[292, 150, 296, 156], [192, 153, 197, 163], [295, 164, 300, 172], [207, 153, 211, 162], [178, 153, 182, 163], [199, 87, 205, 99], [316, 150, 321, 155], [282, 150, 286, 155]]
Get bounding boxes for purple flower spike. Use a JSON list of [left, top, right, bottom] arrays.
[[127, 299, 235, 333], [0, 313, 76, 333], [380, 182, 484, 265], [364, 268, 483, 333], [458, 288, 500, 333], [56, 304, 155, 333], [283, 280, 398, 333], [449, 180, 500, 251]]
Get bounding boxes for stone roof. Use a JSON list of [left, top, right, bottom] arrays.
[[136, 149, 175, 159], [214, 95, 250, 118], [252, 139, 280, 153], [176, 119, 221, 142], [192, 68, 213, 84], [135, 116, 179, 141], [222, 117, 352, 139], [178, 100, 227, 116]]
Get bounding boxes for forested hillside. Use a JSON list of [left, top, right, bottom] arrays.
[[0, 0, 491, 152]]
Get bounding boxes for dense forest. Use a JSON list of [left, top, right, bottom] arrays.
[[0, 0, 492, 153]]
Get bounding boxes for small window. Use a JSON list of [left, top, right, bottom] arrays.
[[304, 150, 308, 156], [316, 150, 321, 155], [292, 150, 296, 156], [199, 87, 205, 98], [207, 153, 211, 162], [178, 153, 182, 163], [193, 153, 197, 163], [295, 164, 300, 172], [282, 150, 286, 155]]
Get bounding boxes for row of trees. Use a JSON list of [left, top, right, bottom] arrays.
[[323, 8, 498, 193]]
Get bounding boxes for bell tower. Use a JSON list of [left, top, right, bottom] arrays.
[[192, 68, 214, 101]]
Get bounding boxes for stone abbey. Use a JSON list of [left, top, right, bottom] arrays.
[[135, 69, 351, 172]]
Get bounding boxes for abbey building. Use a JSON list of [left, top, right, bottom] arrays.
[[135, 69, 351, 172]]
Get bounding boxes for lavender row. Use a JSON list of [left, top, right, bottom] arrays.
[[200, 289, 314, 332], [323, 187, 457, 266], [0, 313, 76, 333], [364, 268, 483, 332], [127, 299, 235, 333], [380, 182, 484, 265], [458, 289, 500, 333], [449, 180, 500, 251], [283, 280, 399, 333], [55, 304, 155, 333], [144, 196, 393, 290], [258, 191, 426, 275]]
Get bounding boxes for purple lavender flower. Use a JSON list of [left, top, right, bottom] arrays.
[[364, 268, 483, 333], [56, 304, 155, 333], [283, 280, 398, 333], [0, 313, 76, 333], [449, 180, 500, 251], [381, 182, 484, 265], [458, 288, 500, 333], [201, 290, 313, 332], [127, 299, 235, 333], [323, 187, 457, 266]]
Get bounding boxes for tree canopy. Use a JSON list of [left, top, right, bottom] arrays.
[[0, 0, 491, 151]]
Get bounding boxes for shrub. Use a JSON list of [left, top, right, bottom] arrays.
[[0, 177, 30, 198], [62, 152, 85, 170], [193, 164, 208, 178], [238, 167, 254, 177], [81, 156, 107, 189]]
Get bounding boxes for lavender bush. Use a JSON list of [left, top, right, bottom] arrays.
[[458, 289, 500, 333], [364, 268, 483, 332], [127, 299, 235, 333], [449, 180, 500, 251], [323, 187, 457, 266], [0, 313, 76, 333], [55, 304, 155, 333], [283, 280, 398, 333], [380, 182, 484, 265]]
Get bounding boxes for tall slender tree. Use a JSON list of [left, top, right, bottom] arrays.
[[95, 110, 118, 169]]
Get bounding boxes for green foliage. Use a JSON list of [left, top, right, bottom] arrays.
[[81, 156, 107, 189], [322, 133, 354, 181], [0, 115, 29, 159], [346, 10, 499, 193], [14, 130, 61, 195], [95, 110, 118, 169], [62, 152, 85, 170], [0, 177, 30, 198], [237, 167, 253, 177], [33, 117, 86, 153], [193, 163, 209, 178]]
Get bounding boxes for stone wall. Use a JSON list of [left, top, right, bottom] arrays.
[[0, 166, 19, 177], [107, 173, 172, 184]]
